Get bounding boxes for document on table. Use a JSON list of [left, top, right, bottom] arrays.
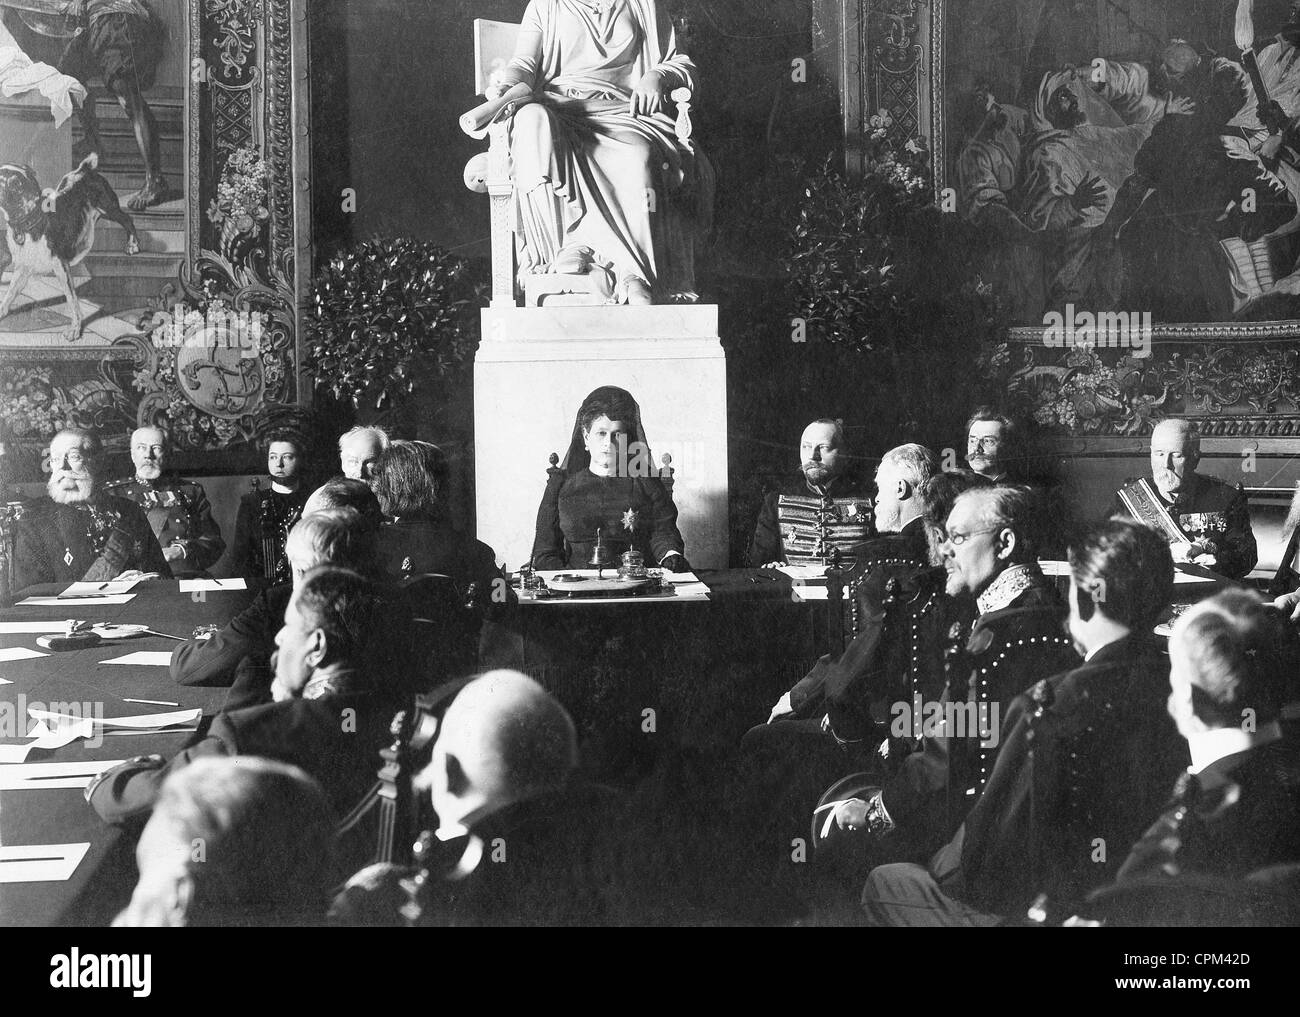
[[29, 706, 201, 731], [0, 646, 48, 663], [775, 564, 828, 582], [0, 759, 125, 790], [18, 594, 136, 607], [0, 622, 68, 634], [100, 651, 173, 666], [0, 843, 91, 883], [58, 578, 141, 598], [178, 577, 247, 592]]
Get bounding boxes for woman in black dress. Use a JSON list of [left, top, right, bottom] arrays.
[[531, 386, 689, 571]]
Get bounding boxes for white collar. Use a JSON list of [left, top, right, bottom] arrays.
[[1187, 720, 1283, 775], [976, 563, 1042, 615]]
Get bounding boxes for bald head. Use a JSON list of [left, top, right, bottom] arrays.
[[423, 670, 577, 835]]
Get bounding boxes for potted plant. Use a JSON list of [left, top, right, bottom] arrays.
[[301, 238, 485, 414]]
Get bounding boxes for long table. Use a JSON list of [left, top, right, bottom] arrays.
[[0, 581, 256, 927], [0, 564, 1236, 927]]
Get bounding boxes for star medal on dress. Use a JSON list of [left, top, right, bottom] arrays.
[[622, 508, 638, 533], [401, 556, 413, 574]]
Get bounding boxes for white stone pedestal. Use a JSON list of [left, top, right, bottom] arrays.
[[474, 305, 729, 570]]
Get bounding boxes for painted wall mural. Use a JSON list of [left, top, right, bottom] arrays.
[[0, 0, 308, 477]]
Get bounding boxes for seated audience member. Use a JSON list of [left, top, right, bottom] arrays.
[[338, 425, 390, 482], [748, 418, 873, 568], [228, 429, 312, 584], [739, 445, 939, 849], [1110, 418, 1257, 579], [107, 425, 224, 576], [964, 407, 1021, 483], [91, 566, 410, 822], [372, 440, 508, 605], [860, 520, 1185, 926], [171, 505, 379, 688], [826, 486, 1078, 861], [1269, 481, 1300, 597], [915, 469, 994, 565], [1084, 589, 1300, 925], [331, 670, 616, 926], [533, 386, 689, 572], [12, 428, 171, 590], [112, 758, 336, 927]]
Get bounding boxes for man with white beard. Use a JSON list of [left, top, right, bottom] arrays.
[[106, 426, 225, 576], [11, 428, 170, 591]]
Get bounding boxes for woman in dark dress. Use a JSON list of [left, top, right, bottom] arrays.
[[531, 386, 689, 571], [228, 430, 310, 584]]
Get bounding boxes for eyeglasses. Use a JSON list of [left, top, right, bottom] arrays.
[[943, 526, 1003, 547], [54, 451, 90, 467]]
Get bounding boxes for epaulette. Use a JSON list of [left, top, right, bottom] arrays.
[[103, 477, 133, 490]]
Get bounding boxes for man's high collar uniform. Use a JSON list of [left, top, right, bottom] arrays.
[[1111, 471, 1258, 579], [747, 470, 874, 568], [10, 493, 172, 592], [870, 561, 1079, 858], [106, 474, 225, 575]]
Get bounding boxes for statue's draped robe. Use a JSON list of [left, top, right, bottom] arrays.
[[500, 0, 711, 299]]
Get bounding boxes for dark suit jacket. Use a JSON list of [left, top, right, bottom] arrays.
[[1269, 525, 1299, 596], [12, 495, 172, 591], [1116, 736, 1300, 884], [377, 519, 512, 617], [879, 583, 1079, 852], [89, 685, 402, 823], [171, 583, 292, 687], [957, 633, 1187, 915]]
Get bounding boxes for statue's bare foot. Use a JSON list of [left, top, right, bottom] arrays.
[[125, 235, 140, 255], [126, 176, 175, 211], [625, 277, 653, 305]]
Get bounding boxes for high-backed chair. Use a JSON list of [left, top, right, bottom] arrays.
[[462, 18, 697, 308]]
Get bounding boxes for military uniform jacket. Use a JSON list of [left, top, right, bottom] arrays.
[[784, 519, 944, 735], [748, 473, 874, 567], [957, 633, 1187, 915], [11, 495, 172, 592], [106, 474, 225, 573], [879, 569, 1078, 851], [1110, 472, 1258, 579]]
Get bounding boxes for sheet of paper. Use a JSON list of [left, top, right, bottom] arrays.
[[775, 564, 828, 581], [0, 646, 47, 663], [99, 651, 173, 666], [0, 843, 91, 884], [0, 621, 68, 634], [0, 742, 36, 763], [789, 586, 830, 602], [59, 578, 141, 598], [18, 594, 136, 607], [29, 706, 201, 731], [0, 677, 11, 686], [0, 759, 124, 791], [178, 577, 247, 592]]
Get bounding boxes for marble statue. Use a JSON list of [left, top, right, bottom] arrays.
[[463, 0, 713, 306]]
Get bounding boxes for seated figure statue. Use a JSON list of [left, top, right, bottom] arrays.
[[467, 0, 713, 305]]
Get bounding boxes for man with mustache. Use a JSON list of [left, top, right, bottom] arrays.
[[747, 418, 874, 568], [11, 427, 171, 592], [823, 486, 1077, 863], [1110, 418, 1256, 579], [106, 426, 225, 577]]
